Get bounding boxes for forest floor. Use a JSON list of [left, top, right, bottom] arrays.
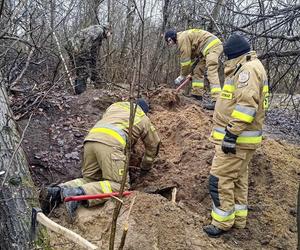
[[13, 85, 300, 250]]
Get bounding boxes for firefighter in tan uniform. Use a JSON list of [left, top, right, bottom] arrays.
[[203, 34, 269, 237], [40, 99, 160, 219], [164, 29, 223, 110]]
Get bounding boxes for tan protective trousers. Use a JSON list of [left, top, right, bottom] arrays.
[[63, 141, 128, 207], [191, 44, 223, 100], [209, 145, 255, 230]]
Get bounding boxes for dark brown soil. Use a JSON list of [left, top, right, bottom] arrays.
[[16, 87, 299, 250]]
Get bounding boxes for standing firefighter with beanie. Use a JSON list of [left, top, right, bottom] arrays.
[[203, 34, 269, 237], [165, 29, 223, 110], [65, 24, 111, 94], [40, 99, 160, 220]]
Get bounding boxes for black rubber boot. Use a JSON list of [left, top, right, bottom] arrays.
[[203, 224, 225, 238], [61, 187, 85, 222], [39, 186, 62, 215], [191, 95, 203, 101], [203, 101, 216, 110], [74, 79, 87, 95]]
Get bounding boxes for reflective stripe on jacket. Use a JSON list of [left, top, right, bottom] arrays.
[[210, 51, 268, 150], [212, 127, 262, 144], [177, 29, 222, 76], [89, 125, 127, 146], [85, 102, 161, 161]]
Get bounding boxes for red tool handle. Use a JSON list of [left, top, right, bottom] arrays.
[[175, 75, 192, 93], [64, 191, 133, 202]]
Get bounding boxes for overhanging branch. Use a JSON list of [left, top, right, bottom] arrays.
[[259, 50, 300, 59]]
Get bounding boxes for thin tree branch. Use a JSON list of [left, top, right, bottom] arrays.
[[10, 47, 35, 89], [259, 50, 300, 59]]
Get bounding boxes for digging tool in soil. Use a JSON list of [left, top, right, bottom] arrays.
[[63, 187, 175, 202], [175, 57, 200, 94], [175, 75, 192, 94], [64, 191, 133, 202]]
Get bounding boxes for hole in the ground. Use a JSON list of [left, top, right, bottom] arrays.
[[142, 185, 177, 201]]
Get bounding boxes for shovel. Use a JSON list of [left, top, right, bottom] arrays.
[[175, 57, 200, 93], [64, 191, 133, 202]]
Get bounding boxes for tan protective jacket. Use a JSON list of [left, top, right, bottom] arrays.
[[85, 102, 161, 166], [177, 29, 222, 76], [210, 51, 269, 150]]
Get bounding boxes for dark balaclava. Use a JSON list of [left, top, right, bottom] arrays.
[[136, 98, 149, 114], [224, 34, 250, 60], [164, 30, 177, 43]]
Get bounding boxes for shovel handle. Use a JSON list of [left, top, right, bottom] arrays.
[[64, 191, 133, 202], [175, 75, 192, 93]]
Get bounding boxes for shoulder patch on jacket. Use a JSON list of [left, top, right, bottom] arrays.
[[238, 71, 250, 88]]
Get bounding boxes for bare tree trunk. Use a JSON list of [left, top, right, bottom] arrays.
[[208, 0, 225, 32], [120, 0, 135, 59], [0, 82, 37, 249], [146, 0, 170, 87], [106, 0, 112, 81], [50, 0, 56, 44], [86, 0, 102, 26]]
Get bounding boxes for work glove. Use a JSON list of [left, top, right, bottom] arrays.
[[174, 75, 186, 85], [140, 168, 150, 177], [221, 127, 238, 154], [140, 155, 153, 177]]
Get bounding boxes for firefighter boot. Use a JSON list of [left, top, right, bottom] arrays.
[[39, 186, 62, 215], [61, 186, 85, 222], [74, 79, 87, 95], [203, 100, 216, 110], [191, 95, 203, 101], [203, 224, 225, 238]]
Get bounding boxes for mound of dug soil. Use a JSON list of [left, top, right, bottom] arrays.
[[32, 88, 299, 249], [132, 90, 214, 211], [47, 192, 221, 250]]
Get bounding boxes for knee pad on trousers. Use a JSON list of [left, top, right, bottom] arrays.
[[209, 175, 220, 207]]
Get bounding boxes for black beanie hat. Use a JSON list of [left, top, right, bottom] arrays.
[[224, 34, 251, 60], [136, 98, 149, 114], [164, 30, 177, 43]]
